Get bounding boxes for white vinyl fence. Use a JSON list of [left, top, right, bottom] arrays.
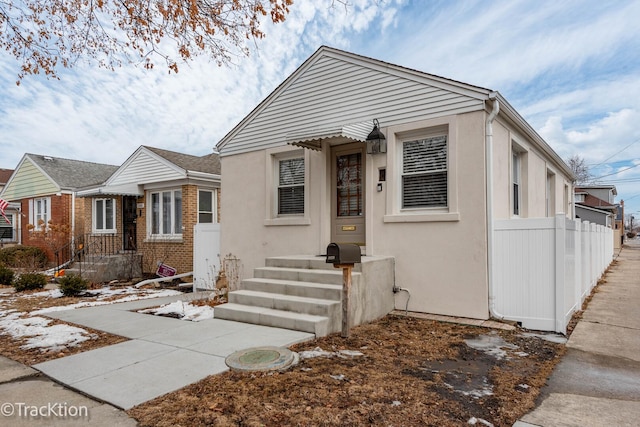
[[493, 214, 613, 333], [193, 223, 221, 290]]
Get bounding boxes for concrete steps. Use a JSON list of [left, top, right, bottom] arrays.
[[215, 256, 354, 337], [64, 253, 142, 282]]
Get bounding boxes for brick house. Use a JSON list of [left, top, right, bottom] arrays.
[[0, 154, 118, 262], [77, 146, 221, 276]]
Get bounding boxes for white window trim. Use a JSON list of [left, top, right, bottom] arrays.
[[147, 188, 183, 239], [92, 198, 117, 233], [546, 170, 556, 217], [384, 117, 460, 223], [511, 141, 527, 218], [197, 188, 218, 224], [29, 197, 51, 231], [0, 213, 16, 242], [264, 147, 311, 226]]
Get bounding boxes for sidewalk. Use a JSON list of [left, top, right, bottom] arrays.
[[0, 356, 136, 426], [515, 240, 640, 427], [30, 294, 314, 410]]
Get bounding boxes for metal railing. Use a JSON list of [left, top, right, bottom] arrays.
[[54, 233, 129, 276]]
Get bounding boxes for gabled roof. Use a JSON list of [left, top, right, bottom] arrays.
[[77, 146, 220, 197], [0, 169, 13, 185], [577, 193, 617, 211], [1, 154, 118, 200], [575, 185, 617, 196], [144, 146, 220, 175], [25, 154, 118, 190], [215, 45, 573, 179]]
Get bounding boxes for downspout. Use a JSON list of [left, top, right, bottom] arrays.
[[71, 193, 76, 242], [485, 93, 505, 320]]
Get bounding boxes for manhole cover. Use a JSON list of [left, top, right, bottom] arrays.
[[225, 346, 299, 372]]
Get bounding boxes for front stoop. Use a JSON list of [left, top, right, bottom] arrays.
[[65, 253, 142, 282], [214, 255, 396, 337]]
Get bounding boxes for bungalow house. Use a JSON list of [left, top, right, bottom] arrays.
[[213, 46, 576, 336], [0, 154, 118, 261], [76, 146, 221, 278]]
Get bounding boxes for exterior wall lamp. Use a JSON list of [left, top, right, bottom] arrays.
[[366, 118, 387, 154]]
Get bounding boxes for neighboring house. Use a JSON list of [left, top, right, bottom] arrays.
[[0, 155, 118, 260], [574, 186, 618, 227], [574, 185, 621, 249], [77, 146, 221, 276], [0, 168, 12, 193], [214, 46, 576, 336], [0, 169, 19, 245]]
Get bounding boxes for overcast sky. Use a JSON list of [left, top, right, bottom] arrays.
[[1, 0, 639, 214]]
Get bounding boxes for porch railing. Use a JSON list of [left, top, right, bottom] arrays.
[[54, 233, 129, 275]]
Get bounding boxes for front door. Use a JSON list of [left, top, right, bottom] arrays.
[[331, 144, 365, 246], [123, 196, 137, 250]]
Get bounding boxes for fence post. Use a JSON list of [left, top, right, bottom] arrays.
[[555, 214, 566, 333], [574, 218, 582, 312]]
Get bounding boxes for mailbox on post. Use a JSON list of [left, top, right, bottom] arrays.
[[326, 243, 361, 265], [326, 243, 361, 338]]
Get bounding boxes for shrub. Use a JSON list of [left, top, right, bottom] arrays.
[[0, 246, 48, 269], [0, 265, 14, 286], [13, 272, 48, 292], [58, 274, 89, 297]]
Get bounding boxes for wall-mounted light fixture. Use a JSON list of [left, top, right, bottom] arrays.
[[366, 119, 387, 154]]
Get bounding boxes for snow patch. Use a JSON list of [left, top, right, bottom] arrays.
[[299, 347, 364, 360], [138, 301, 214, 322], [31, 288, 183, 315], [464, 333, 518, 360], [0, 311, 95, 352]]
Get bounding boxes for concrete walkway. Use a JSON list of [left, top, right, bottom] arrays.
[[515, 240, 640, 427], [26, 293, 313, 411]]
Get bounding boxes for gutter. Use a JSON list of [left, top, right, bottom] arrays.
[[485, 93, 505, 320]]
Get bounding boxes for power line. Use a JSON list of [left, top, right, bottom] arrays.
[[589, 137, 640, 167], [592, 163, 640, 180]]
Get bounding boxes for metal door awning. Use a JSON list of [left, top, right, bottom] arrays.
[[76, 183, 143, 197], [286, 121, 371, 150]]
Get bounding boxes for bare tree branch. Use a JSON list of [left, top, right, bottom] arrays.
[[0, 0, 292, 83]]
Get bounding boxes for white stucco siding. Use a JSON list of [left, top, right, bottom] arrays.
[[372, 111, 489, 319], [491, 119, 574, 220], [220, 150, 325, 279], [220, 54, 486, 157], [220, 111, 490, 320]]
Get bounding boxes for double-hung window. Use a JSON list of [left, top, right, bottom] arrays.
[[513, 152, 521, 216], [29, 197, 50, 231], [150, 189, 182, 236], [0, 214, 14, 240], [277, 157, 305, 215], [94, 198, 116, 232], [198, 190, 216, 223], [402, 135, 448, 209]]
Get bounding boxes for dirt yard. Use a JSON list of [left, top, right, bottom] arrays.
[[129, 315, 565, 427], [0, 285, 568, 426]]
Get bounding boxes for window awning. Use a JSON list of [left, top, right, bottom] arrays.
[[286, 121, 372, 150], [76, 183, 143, 197]]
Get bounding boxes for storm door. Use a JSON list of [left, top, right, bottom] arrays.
[[123, 196, 137, 250], [331, 144, 365, 246]]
